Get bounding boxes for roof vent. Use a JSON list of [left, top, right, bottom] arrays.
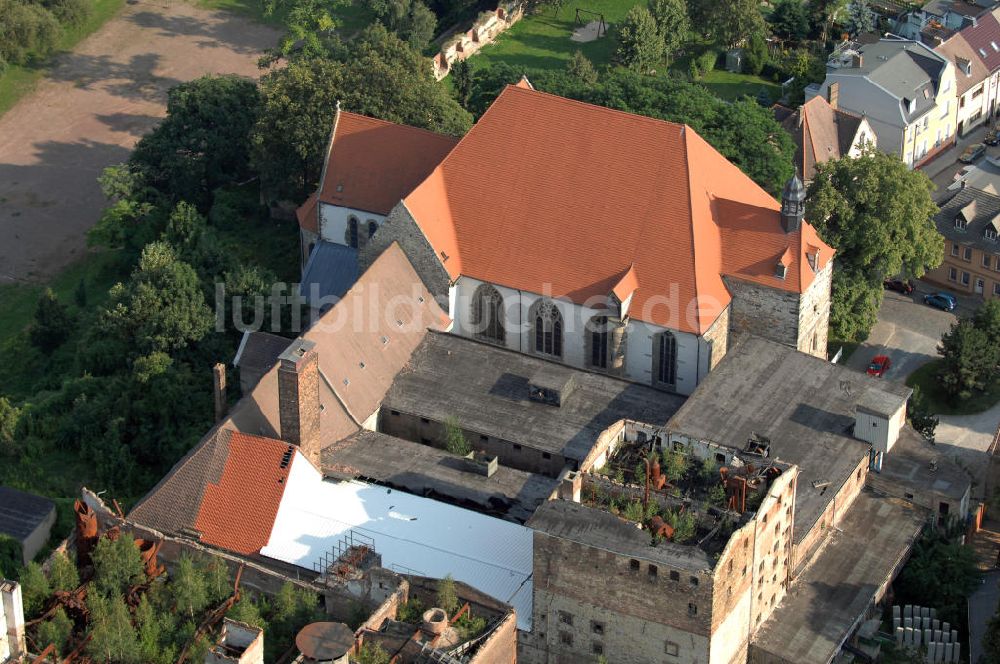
[[280, 445, 294, 468], [528, 365, 577, 407]]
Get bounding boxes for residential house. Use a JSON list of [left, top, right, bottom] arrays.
[[814, 38, 958, 167], [935, 32, 992, 135], [773, 90, 876, 182], [959, 10, 1000, 123], [926, 186, 1000, 297], [894, 0, 999, 45]]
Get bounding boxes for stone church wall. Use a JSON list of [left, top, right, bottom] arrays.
[[795, 261, 833, 358], [723, 277, 801, 351]]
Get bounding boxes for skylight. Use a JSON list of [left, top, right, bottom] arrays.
[[991, 41, 998, 51], [980, 48, 988, 57]]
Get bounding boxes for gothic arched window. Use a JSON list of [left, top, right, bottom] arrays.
[[653, 331, 677, 388], [347, 217, 360, 248], [471, 283, 505, 344], [588, 316, 609, 369], [367, 220, 378, 239], [531, 300, 563, 358]]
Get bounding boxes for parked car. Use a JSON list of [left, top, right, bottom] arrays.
[[883, 278, 915, 294], [924, 292, 957, 311], [867, 355, 892, 377], [986, 130, 999, 146], [959, 143, 987, 163]]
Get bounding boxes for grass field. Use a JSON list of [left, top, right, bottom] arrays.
[[0, 0, 126, 117], [471, 1, 782, 102], [906, 359, 1000, 416]]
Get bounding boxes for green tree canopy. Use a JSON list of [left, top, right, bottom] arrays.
[[846, 0, 874, 37], [806, 149, 942, 340], [87, 592, 142, 663], [566, 50, 598, 86], [616, 5, 665, 71], [130, 75, 261, 210], [92, 535, 146, 597], [252, 25, 471, 200], [770, 0, 810, 40], [30, 288, 75, 352], [647, 0, 689, 57], [938, 301, 1000, 401]]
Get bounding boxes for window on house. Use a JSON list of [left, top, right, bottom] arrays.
[[994, 282, 1000, 296], [558, 611, 573, 626], [648, 564, 658, 579], [965, 247, 974, 261], [591, 621, 604, 635], [669, 570, 680, 581], [531, 300, 563, 357], [905, 492, 914, 500], [471, 283, 506, 344], [542, 452, 552, 459], [955, 216, 969, 230], [591, 642, 603, 655], [952, 243, 960, 256], [348, 217, 360, 248], [963, 271, 971, 285], [688, 603, 697, 616], [629, 559, 640, 572], [513, 443, 522, 451], [420, 417, 430, 424], [390, 410, 400, 416], [690, 576, 699, 586], [987, 228, 998, 242], [987, 253, 995, 266], [949, 267, 958, 281], [367, 220, 378, 239], [479, 434, 488, 442], [588, 316, 610, 369], [653, 331, 678, 388], [665, 641, 680, 657], [775, 262, 788, 279], [559, 631, 573, 646]]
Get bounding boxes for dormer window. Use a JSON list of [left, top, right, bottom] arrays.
[[986, 227, 998, 241], [775, 263, 788, 279], [955, 216, 969, 230]]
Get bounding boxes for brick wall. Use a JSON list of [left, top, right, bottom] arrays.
[[360, 202, 451, 302], [746, 470, 797, 633], [378, 409, 572, 477], [790, 454, 867, 573], [795, 261, 833, 358], [724, 277, 801, 351], [703, 305, 731, 370], [471, 611, 519, 664]]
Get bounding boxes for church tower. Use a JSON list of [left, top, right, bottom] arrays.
[[780, 170, 806, 233]]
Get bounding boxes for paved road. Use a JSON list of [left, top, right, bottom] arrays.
[[0, 0, 279, 284]]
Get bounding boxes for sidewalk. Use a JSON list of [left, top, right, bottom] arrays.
[[920, 122, 989, 181]]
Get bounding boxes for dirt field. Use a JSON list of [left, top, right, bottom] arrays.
[[0, 0, 279, 284]]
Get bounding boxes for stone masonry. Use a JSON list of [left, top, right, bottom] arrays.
[[277, 339, 322, 467]]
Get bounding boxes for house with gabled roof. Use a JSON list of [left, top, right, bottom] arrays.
[[773, 93, 876, 183], [926, 186, 1000, 297], [935, 31, 992, 135], [300, 82, 835, 397], [814, 37, 958, 167]]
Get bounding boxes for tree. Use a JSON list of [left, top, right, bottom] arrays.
[[938, 319, 997, 401], [806, 149, 942, 340], [704, 100, 795, 197], [712, 0, 766, 49], [264, 0, 344, 59], [770, 0, 809, 40], [453, 58, 474, 108], [0, 0, 61, 66], [98, 242, 214, 357], [171, 555, 210, 619], [30, 288, 75, 352], [566, 50, 598, 86], [908, 385, 939, 441], [895, 528, 978, 627], [252, 25, 471, 200], [784, 48, 826, 104], [616, 6, 665, 72], [355, 642, 391, 664], [37, 606, 74, 656], [49, 551, 80, 593], [444, 416, 471, 455], [87, 592, 142, 663], [807, 0, 848, 42], [845, 0, 874, 37], [0, 396, 20, 457], [91, 535, 145, 597], [974, 299, 1000, 344], [19, 561, 50, 617], [436, 574, 459, 614], [131, 75, 260, 210], [744, 30, 768, 75], [647, 0, 689, 57], [162, 202, 208, 258]]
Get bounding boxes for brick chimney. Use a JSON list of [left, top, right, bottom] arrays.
[[277, 339, 321, 466], [213, 363, 228, 423], [827, 81, 839, 110]]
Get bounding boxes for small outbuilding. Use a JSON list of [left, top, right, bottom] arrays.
[[0, 486, 56, 565]]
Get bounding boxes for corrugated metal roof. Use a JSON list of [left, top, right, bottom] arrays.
[[261, 453, 534, 630], [300, 242, 359, 307]]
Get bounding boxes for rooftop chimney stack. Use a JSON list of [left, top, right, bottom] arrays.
[[780, 169, 806, 233], [278, 339, 321, 467], [213, 363, 228, 423], [827, 81, 839, 110]]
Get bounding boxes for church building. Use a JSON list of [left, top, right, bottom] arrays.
[[297, 80, 834, 396]]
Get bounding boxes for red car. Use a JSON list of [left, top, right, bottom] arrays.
[[883, 278, 915, 294], [867, 355, 891, 377]]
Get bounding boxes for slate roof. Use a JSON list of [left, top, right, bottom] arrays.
[[382, 331, 685, 462], [0, 486, 54, 542], [961, 11, 1000, 71], [667, 337, 911, 545], [233, 331, 291, 377], [128, 429, 294, 555], [401, 85, 833, 335], [299, 241, 359, 307], [935, 186, 1000, 254], [775, 97, 868, 181]]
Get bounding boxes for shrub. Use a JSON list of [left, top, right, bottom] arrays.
[[30, 288, 75, 352], [44, 0, 90, 26], [36, 606, 74, 655], [444, 416, 471, 456], [696, 48, 718, 76], [436, 574, 459, 615]]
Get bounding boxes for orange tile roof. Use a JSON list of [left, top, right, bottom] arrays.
[[297, 193, 318, 234], [403, 85, 833, 335], [128, 429, 293, 556], [315, 111, 459, 217], [194, 431, 293, 555]]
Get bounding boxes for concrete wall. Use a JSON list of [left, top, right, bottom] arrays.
[[319, 202, 386, 248], [20, 505, 56, 565], [360, 201, 452, 304], [450, 276, 710, 396], [795, 261, 833, 358], [378, 408, 572, 476]]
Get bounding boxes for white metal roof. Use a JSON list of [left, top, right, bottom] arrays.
[[261, 452, 534, 630]]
